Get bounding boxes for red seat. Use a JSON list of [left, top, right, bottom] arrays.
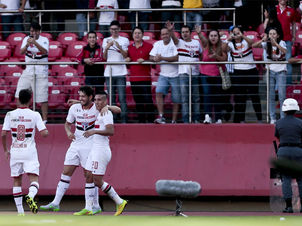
[[1, 59, 22, 76], [57, 32, 78, 49], [48, 77, 58, 93], [64, 77, 85, 96], [119, 32, 130, 39], [56, 67, 79, 85], [286, 85, 302, 109], [65, 41, 87, 61], [6, 33, 26, 48], [13, 44, 25, 61], [191, 31, 206, 40], [173, 31, 181, 39], [0, 41, 11, 61], [0, 87, 13, 108], [257, 24, 265, 35], [252, 48, 263, 61], [219, 30, 230, 42], [51, 59, 74, 77], [48, 41, 63, 61], [40, 32, 53, 41], [143, 32, 156, 41], [48, 87, 68, 109], [145, 39, 157, 45], [244, 31, 260, 42]]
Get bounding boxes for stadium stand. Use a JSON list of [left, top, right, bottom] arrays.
[[65, 41, 87, 61], [0, 41, 12, 61], [57, 32, 78, 50], [6, 33, 26, 49], [48, 41, 63, 61], [40, 32, 54, 41]]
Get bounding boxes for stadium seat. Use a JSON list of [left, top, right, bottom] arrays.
[[256, 24, 265, 35], [219, 30, 230, 42], [48, 77, 58, 93], [143, 32, 156, 41], [48, 87, 68, 109], [191, 31, 206, 40], [64, 77, 85, 96], [51, 59, 74, 77], [0, 41, 11, 61], [6, 33, 26, 48], [252, 48, 263, 61], [145, 39, 157, 45], [56, 66, 79, 85], [119, 32, 130, 39], [40, 32, 53, 41], [173, 31, 181, 39], [65, 41, 87, 61], [13, 44, 25, 61], [1, 59, 22, 76], [244, 31, 260, 42], [57, 32, 78, 49], [0, 87, 13, 108], [286, 84, 302, 109], [48, 41, 63, 61]]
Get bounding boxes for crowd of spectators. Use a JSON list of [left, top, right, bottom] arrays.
[[1, 0, 302, 123]]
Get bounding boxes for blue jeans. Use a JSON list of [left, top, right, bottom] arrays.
[[105, 76, 127, 123], [285, 41, 292, 84], [129, 11, 150, 31], [1, 15, 23, 40], [269, 70, 286, 120], [185, 12, 202, 30], [179, 73, 200, 123], [76, 13, 87, 38]]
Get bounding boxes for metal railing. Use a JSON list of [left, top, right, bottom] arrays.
[[0, 60, 294, 124]]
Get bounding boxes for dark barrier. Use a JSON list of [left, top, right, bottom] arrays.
[[0, 124, 274, 196]]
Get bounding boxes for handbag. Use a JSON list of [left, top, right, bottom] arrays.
[[219, 66, 231, 90]]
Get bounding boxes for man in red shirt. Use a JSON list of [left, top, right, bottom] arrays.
[[125, 27, 154, 123], [276, 0, 300, 84]]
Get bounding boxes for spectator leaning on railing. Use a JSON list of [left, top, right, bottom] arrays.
[[125, 27, 154, 123], [150, 27, 179, 124], [196, 25, 228, 124], [102, 20, 129, 123]]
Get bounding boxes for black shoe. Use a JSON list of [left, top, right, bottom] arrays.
[[282, 207, 293, 213]]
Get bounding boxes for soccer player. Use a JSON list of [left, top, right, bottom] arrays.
[[2, 89, 49, 215], [40, 86, 120, 215], [83, 91, 127, 216]]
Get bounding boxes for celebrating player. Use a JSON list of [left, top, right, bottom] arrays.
[[2, 89, 49, 215], [83, 91, 127, 216], [40, 86, 120, 215]]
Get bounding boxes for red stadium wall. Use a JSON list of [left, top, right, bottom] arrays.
[[0, 124, 275, 196]]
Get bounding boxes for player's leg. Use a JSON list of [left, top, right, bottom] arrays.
[[25, 173, 39, 214], [84, 169, 102, 214], [13, 175, 24, 216]]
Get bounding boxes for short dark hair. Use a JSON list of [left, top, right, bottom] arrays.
[[95, 90, 108, 97], [181, 25, 191, 32], [110, 20, 120, 28], [132, 26, 144, 34], [79, 86, 94, 97], [285, 110, 296, 115], [19, 89, 32, 105], [87, 31, 97, 37], [30, 22, 41, 31]]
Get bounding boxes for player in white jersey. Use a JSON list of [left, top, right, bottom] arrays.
[[2, 89, 49, 216], [83, 91, 127, 216], [40, 86, 121, 215]]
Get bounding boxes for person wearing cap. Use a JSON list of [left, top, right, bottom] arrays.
[[275, 98, 302, 213]]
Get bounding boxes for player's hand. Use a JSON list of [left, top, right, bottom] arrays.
[[165, 21, 174, 31], [83, 130, 95, 138], [106, 41, 114, 50], [67, 132, 75, 140], [4, 150, 10, 160], [100, 105, 109, 116]]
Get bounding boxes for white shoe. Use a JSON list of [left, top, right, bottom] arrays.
[[203, 114, 212, 124], [216, 119, 222, 124], [270, 119, 276, 124]]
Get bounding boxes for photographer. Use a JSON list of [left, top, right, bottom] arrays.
[[15, 22, 49, 123], [253, 27, 287, 124]]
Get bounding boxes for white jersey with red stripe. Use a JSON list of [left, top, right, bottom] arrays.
[[93, 111, 113, 147], [66, 103, 99, 143], [2, 108, 46, 161], [176, 39, 202, 75]]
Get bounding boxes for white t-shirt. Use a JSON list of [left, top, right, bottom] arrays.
[[2, 108, 46, 161], [228, 39, 256, 70], [262, 40, 287, 72], [21, 35, 49, 76], [129, 0, 151, 8], [0, 0, 21, 16], [102, 36, 129, 77], [162, 0, 181, 7], [93, 111, 113, 147], [176, 39, 202, 75], [150, 39, 178, 78], [66, 103, 99, 144], [97, 0, 119, 25]]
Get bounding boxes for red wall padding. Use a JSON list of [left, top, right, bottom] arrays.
[[0, 124, 275, 196]]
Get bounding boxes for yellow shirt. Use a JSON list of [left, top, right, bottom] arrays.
[[183, 0, 202, 8]]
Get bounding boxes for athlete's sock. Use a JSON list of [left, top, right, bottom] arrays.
[[85, 183, 95, 211], [93, 186, 101, 209], [101, 182, 123, 205], [52, 174, 71, 206], [28, 181, 39, 199], [13, 187, 24, 214]]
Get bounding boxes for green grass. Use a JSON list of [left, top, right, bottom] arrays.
[[0, 215, 302, 226]]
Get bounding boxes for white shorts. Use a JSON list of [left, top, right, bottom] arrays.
[[85, 146, 111, 175], [10, 159, 40, 177], [15, 73, 48, 103], [64, 140, 93, 168]]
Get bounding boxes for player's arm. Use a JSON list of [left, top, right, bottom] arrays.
[[40, 129, 49, 137], [1, 131, 10, 160], [100, 105, 121, 116], [83, 124, 114, 138], [65, 121, 75, 140], [67, 99, 80, 107]]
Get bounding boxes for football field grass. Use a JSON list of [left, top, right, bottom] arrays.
[[0, 215, 302, 226]]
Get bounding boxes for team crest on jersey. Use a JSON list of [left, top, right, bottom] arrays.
[[82, 122, 89, 130], [189, 50, 195, 58], [287, 11, 291, 16]]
